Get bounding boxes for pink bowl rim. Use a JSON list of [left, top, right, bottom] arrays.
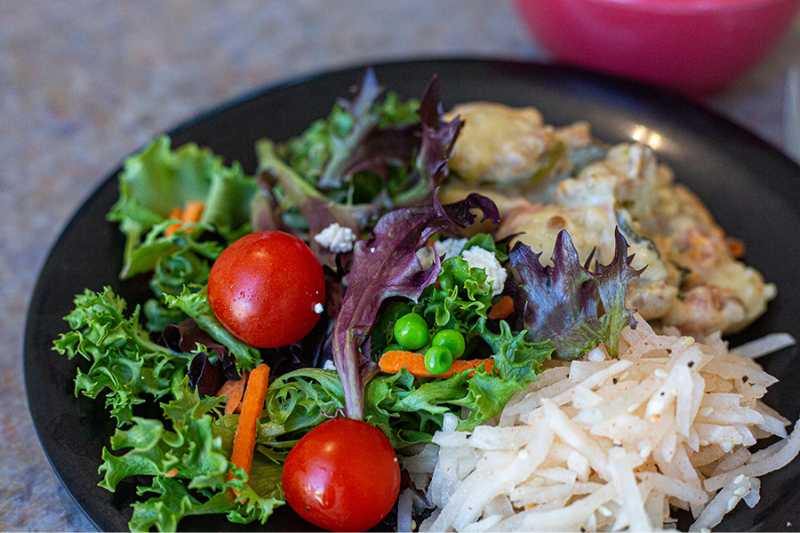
[[549, 0, 800, 14]]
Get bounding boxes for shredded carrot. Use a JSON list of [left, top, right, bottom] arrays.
[[165, 200, 205, 237], [182, 200, 205, 223], [216, 370, 249, 415], [378, 350, 494, 379], [229, 363, 270, 489], [488, 295, 514, 320], [164, 468, 179, 478], [164, 206, 184, 237]]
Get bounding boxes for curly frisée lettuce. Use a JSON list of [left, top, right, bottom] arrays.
[[282, 67, 421, 191], [99, 376, 282, 532], [259, 368, 463, 450], [163, 286, 261, 374], [53, 287, 193, 426]]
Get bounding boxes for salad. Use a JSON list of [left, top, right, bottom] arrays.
[[53, 68, 797, 532]]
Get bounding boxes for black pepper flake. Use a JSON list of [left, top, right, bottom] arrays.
[[660, 392, 665, 396], [742, 375, 749, 383], [466, 434, 472, 439], [688, 361, 695, 368], [581, 528, 586, 532], [612, 378, 618, 385]]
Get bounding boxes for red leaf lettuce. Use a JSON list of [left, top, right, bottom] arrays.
[[509, 227, 642, 360]]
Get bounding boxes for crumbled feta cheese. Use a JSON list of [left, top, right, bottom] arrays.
[[322, 359, 337, 371], [416, 246, 435, 270], [313, 223, 356, 253], [313, 302, 324, 314], [433, 237, 468, 260], [461, 246, 507, 296]]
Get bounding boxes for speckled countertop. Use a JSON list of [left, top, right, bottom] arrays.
[[4, 1, 800, 531]]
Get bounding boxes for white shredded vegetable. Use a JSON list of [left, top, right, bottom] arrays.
[[400, 316, 800, 532], [731, 333, 796, 359]]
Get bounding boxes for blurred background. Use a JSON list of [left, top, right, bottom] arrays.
[[3, 1, 800, 530]]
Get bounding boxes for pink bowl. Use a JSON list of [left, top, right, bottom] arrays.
[[513, 0, 800, 96]]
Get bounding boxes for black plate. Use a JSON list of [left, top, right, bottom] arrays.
[[25, 59, 800, 532]]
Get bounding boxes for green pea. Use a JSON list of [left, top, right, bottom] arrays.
[[431, 329, 466, 358], [393, 313, 430, 351], [424, 346, 454, 375]]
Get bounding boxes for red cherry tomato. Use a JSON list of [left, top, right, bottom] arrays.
[[207, 230, 325, 348], [282, 418, 401, 532]]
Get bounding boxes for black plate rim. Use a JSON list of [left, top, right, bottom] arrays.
[[23, 56, 800, 532]]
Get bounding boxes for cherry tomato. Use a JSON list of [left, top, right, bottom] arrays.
[[207, 230, 325, 348], [282, 417, 401, 532]]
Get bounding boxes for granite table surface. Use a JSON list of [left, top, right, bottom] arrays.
[[4, 1, 800, 531]]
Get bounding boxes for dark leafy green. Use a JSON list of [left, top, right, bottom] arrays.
[[393, 76, 463, 208], [258, 368, 448, 450], [255, 139, 379, 268]]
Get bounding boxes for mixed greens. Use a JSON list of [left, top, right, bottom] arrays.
[[53, 69, 640, 532]]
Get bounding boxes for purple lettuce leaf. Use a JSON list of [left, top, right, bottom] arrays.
[[162, 318, 240, 381], [394, 76, 464, 208], [439, 192, 500, 228], [317, 68, 386, 189], [594, 229, 644, 357], [161, 318, 239, 397], [340, 123, 421, 180], [186, 352, 227, 397], [248, 178, 285, 234], [509, 228, 642, 360], [334, 193, 499, 419]]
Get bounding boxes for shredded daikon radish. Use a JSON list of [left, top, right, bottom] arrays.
[[401, 316, 800, 532], [731, 333, 796, 359]]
